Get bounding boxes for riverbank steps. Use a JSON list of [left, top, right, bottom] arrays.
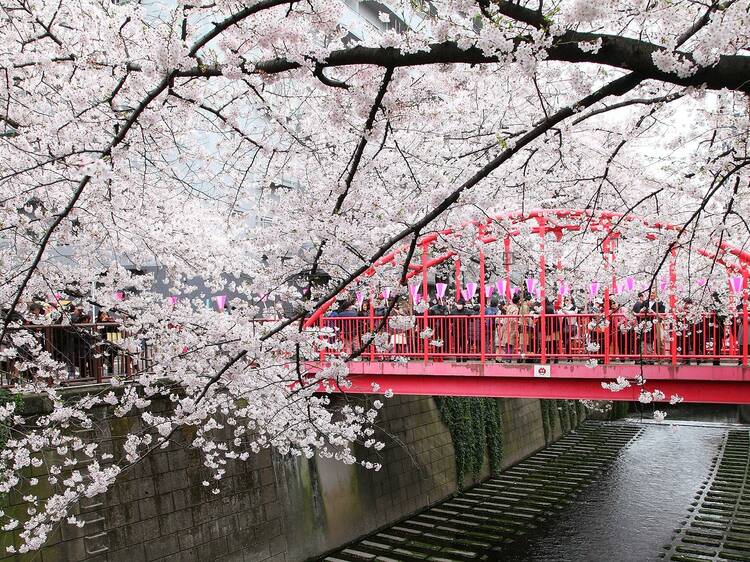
[[664, 428, 750, 561], [316, 421, 641, 562]]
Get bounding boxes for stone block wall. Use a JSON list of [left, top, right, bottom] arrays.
[[1, 394, 552, 562], [499, 398, 547, 468]]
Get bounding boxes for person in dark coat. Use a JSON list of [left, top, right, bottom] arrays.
[[485, 296, 500, 358], [450, 298, 468, 360], [633, 289, 666, 358]]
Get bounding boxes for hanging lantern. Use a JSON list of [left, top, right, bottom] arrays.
[[485, 285, 494, 299], [408, 282, 421, 303], [435, 282, 447, 299], [730, 276, 744, 294], [625, 277, 635, 291], [460, 288, 469, 302], [589, 282, 600, 298], [113, 291, 125, 301], [466, 282, 477, 300], [355, 291, 365, 309], [558, 282, 568, 296], [659, 277, 669, 292], [495, 279, 505, 296], [214, 295, 227, 311], [381, 287, 391, 300], [525, 278, 537, 294], [697, 278, 707, 287], [168, 296, 178, 305]]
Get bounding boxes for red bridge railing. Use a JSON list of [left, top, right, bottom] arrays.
[[1, 313, 747, 387], [319, 312, 749, 365]]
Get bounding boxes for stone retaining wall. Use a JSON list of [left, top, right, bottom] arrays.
[[1, 394, 554, 562]]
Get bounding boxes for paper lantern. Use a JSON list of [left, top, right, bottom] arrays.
[[461, 288, 469, 302], [730, 276, 744, 294], [214, 295, 227, 311], [625, 277, 636, 291], [408, 283, 421, 303], [558, 282, 568, 296], [495, 279, 505, 295], [114, 291, 125, 301], [381, 287, 391, 300], [589, 282, 601, 297], [659, 277, 669, 292], [697, 278, 707, 287], [485, 285, 494, 299], [435, 282, 447, 299], [355, 291, 365, 309], [168, 296, 178, 305], [525, 278, 537, 294], [466, 282, 477, 300]]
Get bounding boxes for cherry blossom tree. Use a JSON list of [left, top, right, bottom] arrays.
[[1, 0, 749, 551]]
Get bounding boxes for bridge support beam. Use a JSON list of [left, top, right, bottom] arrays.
[[315, 361, 750, 405]]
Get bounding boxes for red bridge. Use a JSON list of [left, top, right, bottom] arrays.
[[305, 209, 750, 405], [4, 209, 749, 405]]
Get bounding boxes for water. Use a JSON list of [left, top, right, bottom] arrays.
[[500, 423, 725, 562]]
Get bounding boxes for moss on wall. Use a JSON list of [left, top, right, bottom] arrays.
[[434, 397, 503, 489]]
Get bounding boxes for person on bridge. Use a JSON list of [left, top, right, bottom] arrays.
[[560, 296, 579, 357], [544, 298, 560, 361], [633, 290, 666, 358], [450, 298, 469, 360], [499, 294, 520, 362], [485, 296, 500, 358]]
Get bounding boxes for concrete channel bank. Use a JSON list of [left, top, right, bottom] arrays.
[[1, 394, 581, 562]]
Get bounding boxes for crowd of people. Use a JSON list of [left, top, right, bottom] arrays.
[[1, 297, 124, 385], [1, 285, 748, 386], [324, 286, 749, 363]]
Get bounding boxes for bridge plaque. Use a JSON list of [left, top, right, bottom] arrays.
[[534, 364, 551, 378]]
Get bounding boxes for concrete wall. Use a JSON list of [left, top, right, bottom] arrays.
[[1, 395, 552, 562], [499, 398, 548, 469]]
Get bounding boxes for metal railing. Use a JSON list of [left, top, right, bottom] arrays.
[[1, 312, 747, 387], [1, 323, 151, 387], [319, 312, 749, 365]]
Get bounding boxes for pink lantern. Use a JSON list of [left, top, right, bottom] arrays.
[[697, 278, 707, 287], [461, 288, 469, 302], [625, 277, 636, 291], [495, 280, 505, 295], [114, 291, 125, 301], [525, 278, 537, 294], [659, 277, 668, 292], [355, 291, 365, 309], [381, 287, 391, 301], [512, 286, 520, 296], [589, 282, 600, 298], [214, 295, 227, 311], [558, 283, 568, 296], [485, 285, 494, 299], [534, 287, 542, 301], [435, 283, 447, 299], [730, 275, 744, 294], [466, 282, 477, 300], [168, 296, 178, 305], [408, 283, 421, 303]]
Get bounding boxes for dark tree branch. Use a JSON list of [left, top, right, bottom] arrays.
[[260, 72, 646, 341]]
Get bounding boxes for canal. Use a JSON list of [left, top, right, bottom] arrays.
[[319, 413, 748, 562]]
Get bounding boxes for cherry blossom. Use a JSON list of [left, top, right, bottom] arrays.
[[0, 0, 748, 552]]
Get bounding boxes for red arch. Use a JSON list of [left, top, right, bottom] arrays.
[[305, 208, 750, 328]]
